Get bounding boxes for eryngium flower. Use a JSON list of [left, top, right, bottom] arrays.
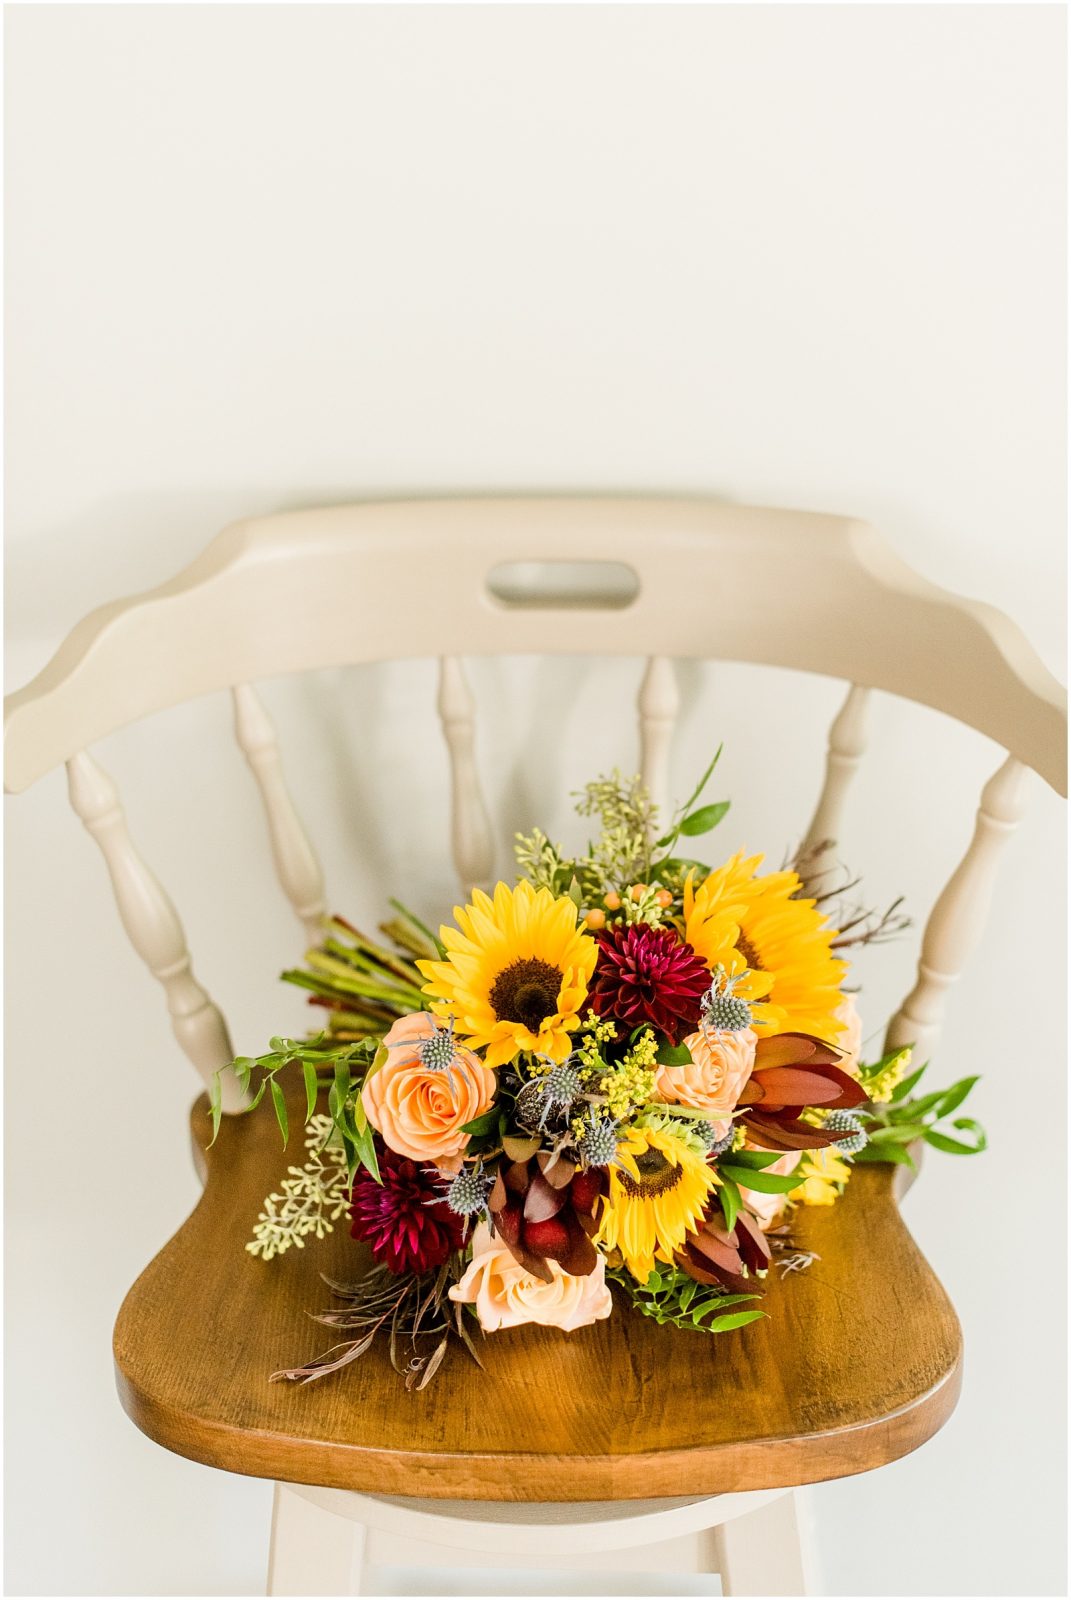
[[589, 923, 711, 1044], [350, 1145, 465, 1275]]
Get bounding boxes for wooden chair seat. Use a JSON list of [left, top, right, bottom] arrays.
[[114, 1072, 961, 1503]]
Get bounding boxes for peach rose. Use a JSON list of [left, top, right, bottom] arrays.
[[449, 1223, 613, 1333], [834, 993, 863, 1078], [654, 1027, 757, 1119], [738, 1150, 801, 1232], [361, 1012, 496, 1163]]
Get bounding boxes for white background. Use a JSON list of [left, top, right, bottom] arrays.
[[4, 5, 1066, 1597]]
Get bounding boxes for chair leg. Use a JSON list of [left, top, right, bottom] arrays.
[[709, 1489, 808, 1597], [267, 1483, 368, 1597]]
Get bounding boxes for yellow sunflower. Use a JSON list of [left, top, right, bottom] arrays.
[[416, 880, 598, 1069], [594, 1123, 717, 1283], [683, 851, 848, 1042]]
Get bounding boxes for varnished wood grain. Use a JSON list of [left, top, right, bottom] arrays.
[[114, 1074, 962, 1501]]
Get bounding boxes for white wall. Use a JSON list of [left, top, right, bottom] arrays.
[[4, 6, 1065, 1597]]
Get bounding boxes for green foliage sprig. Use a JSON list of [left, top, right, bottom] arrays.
[[609, 1264, 765, 1334], [854, 1052, 987, 1170], [647, 746, 730, 884], [515, 753, 731, 907], [210, 1032, 384, 1183]]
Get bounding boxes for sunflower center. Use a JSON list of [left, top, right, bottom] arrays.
[[736, 931, 764, 971], [489, 958, 562, 1031], [619, 1148, 684, 1199]]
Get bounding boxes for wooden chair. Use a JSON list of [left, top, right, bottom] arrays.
[[5, 498, 1066, 1597]]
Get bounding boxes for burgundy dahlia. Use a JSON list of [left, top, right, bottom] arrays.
[[349, 1144, 465, 1276], [588, 922, 711, 1044]]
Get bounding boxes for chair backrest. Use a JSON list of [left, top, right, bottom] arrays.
[[5, 497, 1067, 1111]]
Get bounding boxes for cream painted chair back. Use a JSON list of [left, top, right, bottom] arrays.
[[5, 498, 1067, 1117]]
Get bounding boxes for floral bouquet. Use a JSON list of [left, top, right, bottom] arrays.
[[216, 756, 984, 1390]]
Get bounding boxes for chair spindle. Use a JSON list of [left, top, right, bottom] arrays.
[[66, 751, 243, 1110], [638, 655, 680, 831], [885, 754, 1029, 1063], [799, 684, 871, 891], [232, 685, 327, 946], [437, 657, 494, 895]]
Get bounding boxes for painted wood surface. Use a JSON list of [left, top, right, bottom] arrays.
[[6, 498, 1066, 794], [66, 751, 243, 1110], [886, 755, 1030, 1059], [232, 684, 327, 945], [638, 655, 680, 828], [800, 684, 871, 883], [436, 656, 494, 894]]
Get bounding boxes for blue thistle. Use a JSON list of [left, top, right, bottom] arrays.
[[418, 1017, 458, 1072], [445, 1165, 494, 1217], [697, 1121, 736, 1157], [579, 1114, 618, 1168], [700, 966, 754, 1037], [824, 1109, 868, 1156]]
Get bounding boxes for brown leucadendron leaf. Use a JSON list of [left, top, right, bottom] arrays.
[[733, 1209, 772, 1270], [502, 1134, 541, 1163], [537, 1150, 578, 1189], [489, 1197, 556, 1282], [742, 1063, 866, 1108], [752, 1032, 844, 1070], [687, 1228, 744, 1275], [741, 1114, 846, 1151], [679, 1234, 754, 1296], [523, 1171, 567, 1222], [555, 1216, 598, 1277]]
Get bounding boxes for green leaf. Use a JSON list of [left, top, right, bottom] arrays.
[[566, 877, 584, 910], [333, 1057, 352, 1100], [858, 1141, 916, 1169], [460, 1107, 500, 1137], [302, 1060, 318, 1124], [702, 1309, 767, 1334], [207, 1073, 223, 1146], [718, 1177, 741, 1233], [351, 1119, 381, 1182], [888, 1061, 928, 1101], [678, 800, 730, 837], [677, 1278, 697, 1312], [652, 746, 723, 849], [269, 1078, 289, 1147], [934, 1076, 980, 1119], [720, 1149, 786, 1171], [888, 1090, 948, 1122], [655, 1041, 693, 1067], [352, 1093, 368, 1135], [719, 1164, 805, 1194], [924, 1118, 987, 1156], [866, 1122, 929, 1145], [365, 1042, 389, 1084]]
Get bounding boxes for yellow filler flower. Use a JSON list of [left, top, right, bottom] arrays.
[[683, 851, 848, 1042], [790, 1145, 852, 1207], [417, 880, 598, 1069], [594, 1124, 716, 1283]]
